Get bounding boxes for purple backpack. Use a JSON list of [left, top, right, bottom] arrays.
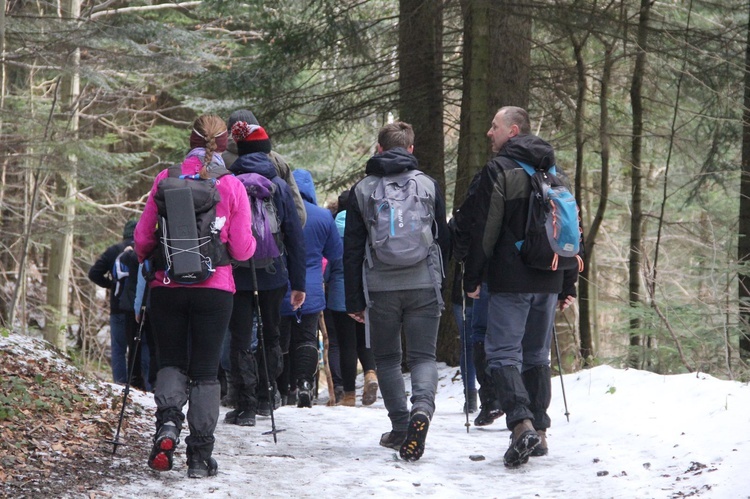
[[235, 173, 282, 269]]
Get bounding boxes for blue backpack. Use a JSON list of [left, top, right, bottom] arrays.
[[514, 160, 583, 272]]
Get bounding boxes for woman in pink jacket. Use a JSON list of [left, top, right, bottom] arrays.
[[135, 114, 255, 479]]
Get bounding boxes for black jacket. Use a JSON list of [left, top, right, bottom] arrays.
[[463, 134, 579, 298], [88, 238, 133, 314]]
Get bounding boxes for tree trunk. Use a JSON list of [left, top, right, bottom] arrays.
[[739, 2, 750, 360], [627, 0, 651, 368], [399, 0, 454, 363], [44, 0, 80, 349], [580, 40, 614, 363], [398, 0, 444, 188], [455, 0, 530, 217]]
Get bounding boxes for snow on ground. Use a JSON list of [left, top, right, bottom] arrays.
[[102, 363, 750, 498]]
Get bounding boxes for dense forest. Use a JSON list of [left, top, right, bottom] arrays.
[[1, 0, 748, 380]]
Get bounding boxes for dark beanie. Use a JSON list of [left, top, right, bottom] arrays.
[[232, 121, 272, 155], [227, 109, 259, 130], [122, 219, 137, 240]]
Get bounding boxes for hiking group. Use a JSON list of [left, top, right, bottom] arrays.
[[90, 105, 581, 477]]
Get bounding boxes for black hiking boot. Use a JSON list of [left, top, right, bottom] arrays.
[[187, 456, 218, 478], [257, 390, 281, 416], [223, 409, 239, 424], [474, 402, 503, 426], [379, 430, 407, 450], [147, 422, 179, 472], [235, 410, 256, 427], [399, 411, 430, 461], [503, 419, 540, 468], [297, 380, 313, 408]]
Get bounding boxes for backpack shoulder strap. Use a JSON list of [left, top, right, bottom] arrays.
[[513, 159, 557, 176], [168, 164, 182, 178]]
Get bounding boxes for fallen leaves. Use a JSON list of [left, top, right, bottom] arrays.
[[0, 338, 152, 497]]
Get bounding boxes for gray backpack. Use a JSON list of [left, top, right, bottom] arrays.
[[359, 169, 437, 267]]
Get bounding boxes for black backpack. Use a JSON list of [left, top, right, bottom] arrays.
[[151, 165, 231, 284], [112, 246, 138, 312]]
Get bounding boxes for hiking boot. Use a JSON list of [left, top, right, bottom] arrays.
[[147, 422, 179, 472], [297, 380, 313, 408], [341, 391, 356, 407], [530, 430, 548, 457], [257, 390, 281, 416], [235, 410, 256, 427], [187, 456, 218, 478], [283, 390, 297, 406], [334, 386, 344, 405], [473, 404, 503, 426], [379, 430, 407, 450], [399, 411, 430, 461], [463, 389, 478, 413], [503, 419, 540, 468], [221, 382, 237, 408], [223, 409, 239, 424], [361, 370, 379, 406]]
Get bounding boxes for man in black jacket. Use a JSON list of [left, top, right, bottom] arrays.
[[88, 220, 138, 385], [464, 107, 578, 467]]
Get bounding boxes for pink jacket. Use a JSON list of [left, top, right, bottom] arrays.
[[134, 155, 255, 293]]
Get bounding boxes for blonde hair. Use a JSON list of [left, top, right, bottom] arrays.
[[192, 114, 227, 179]]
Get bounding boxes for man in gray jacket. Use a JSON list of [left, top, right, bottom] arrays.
[[343, 121, 449, 461]]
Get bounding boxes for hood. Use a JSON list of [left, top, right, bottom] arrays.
[[292, 169, 317, 205], [364, 147, 418, 176], [500, 134, 556, 171], [229, 151, 277, 179]]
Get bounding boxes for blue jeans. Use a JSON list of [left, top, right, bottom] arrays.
[[452, 302, 476, 391], [485, 292, 556, 370], [368, 288, 441, 432], [110, 313, 128, 384]]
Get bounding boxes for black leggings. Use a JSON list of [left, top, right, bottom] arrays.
[[330, 310, 376, 392], [149, 287, 233, 382]]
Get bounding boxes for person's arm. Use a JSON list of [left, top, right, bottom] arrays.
[[344, 183, 368, 314], [134, 263, 147, 321], [451, 170, 483, 262], [431, 179, 451, 276], [463, 162, 503, 293], [322, 213, 344, 262], [224, 177, 255, 262], [88, 244, 119, 289], [278, 182, 307, 294]]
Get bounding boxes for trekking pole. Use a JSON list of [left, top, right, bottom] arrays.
[[250, 259, 284, 443], [552, 325, 570, 422], [107, 291, 149, 455], [460, 262, 470, 433]]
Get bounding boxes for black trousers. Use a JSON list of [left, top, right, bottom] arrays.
[[149, 287, 233, 382]]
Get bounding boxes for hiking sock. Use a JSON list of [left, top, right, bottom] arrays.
[[399, 411, 430, 461]]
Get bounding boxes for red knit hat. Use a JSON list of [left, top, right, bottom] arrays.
[[231, 121, 272, 154]]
